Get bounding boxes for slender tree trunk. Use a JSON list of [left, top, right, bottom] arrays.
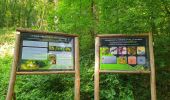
[[91, 0, 98, 35]]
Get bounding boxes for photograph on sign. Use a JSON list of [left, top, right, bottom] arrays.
[[18, 33, 74, 71], [100, 36, 150, 71]]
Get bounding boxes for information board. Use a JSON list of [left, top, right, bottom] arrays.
[[18, 33, 75, 71], [6, 29, 80, 100], [100, 36, 150, 71], [95, 33, 156, 100]]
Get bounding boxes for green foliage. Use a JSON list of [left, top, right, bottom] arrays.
[[0, 0, 170, 100], [15, 75, 74, 100], [100, 74, 134, 100], [0, 56, 12, 100]]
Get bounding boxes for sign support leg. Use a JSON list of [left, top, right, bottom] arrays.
[[6, 65, 17, 100], [6, 33, 20, 100], [95, 37, 100, 100], [74, 37, 80, 100], [149, 33, 157, 100]]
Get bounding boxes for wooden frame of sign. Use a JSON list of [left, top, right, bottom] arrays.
[[94, 33, 156, 100], [6, 29, 80, 100]]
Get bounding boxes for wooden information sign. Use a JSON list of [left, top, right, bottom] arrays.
[[94, 33, 156, 100], [6, 29, 80, 100]]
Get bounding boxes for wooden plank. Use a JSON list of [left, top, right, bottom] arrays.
[[6, 32, 21, 100], [100, 70, 151, 74], [16, 71, 75, 75], [149, 33, 157, 100], [74, 37, 80, 100], [96, 33, 149, 37], [16, 28, 79, 37], [94, 37, 100, 100]]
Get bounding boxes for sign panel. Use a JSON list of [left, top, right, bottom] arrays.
[[18, 32, 75, 71], [100, 36, 150, 71]]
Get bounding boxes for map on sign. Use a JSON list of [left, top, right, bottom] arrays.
[[100, 36, 150, 71], [18, 33, 74, 71]]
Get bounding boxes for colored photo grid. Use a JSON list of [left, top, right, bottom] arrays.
[[101, 46, 146, 66]]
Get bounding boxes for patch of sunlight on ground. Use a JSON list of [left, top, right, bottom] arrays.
[[0, 43, 14, 58], [0, 30, 15, 58]]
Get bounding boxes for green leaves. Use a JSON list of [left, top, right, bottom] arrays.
[[0, 0, 170, 99]]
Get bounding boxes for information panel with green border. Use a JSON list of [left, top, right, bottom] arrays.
[[100, 36, 150, 71]]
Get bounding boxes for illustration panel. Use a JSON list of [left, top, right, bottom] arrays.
[[100, 36, 150, 71]]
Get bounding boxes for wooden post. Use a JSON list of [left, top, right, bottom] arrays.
[[149, 33, 157, 100], [74, 37, 80, 100], [6, 32, 21, 100], [94, 37, 100, 100]]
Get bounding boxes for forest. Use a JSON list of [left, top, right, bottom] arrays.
[[0, 0, 170, 100]]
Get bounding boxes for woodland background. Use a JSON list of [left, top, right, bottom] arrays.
[[0, 0, 170, 100]]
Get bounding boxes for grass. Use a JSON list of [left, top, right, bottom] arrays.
[[0, 56, 12, 100]]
